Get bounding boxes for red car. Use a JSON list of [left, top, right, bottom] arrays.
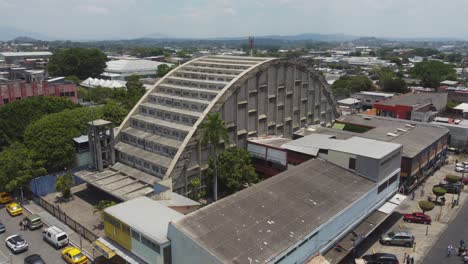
[[403, 212, 431, 224]]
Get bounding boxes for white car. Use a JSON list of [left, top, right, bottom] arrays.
[[455, 166, 468, 172], [5, 234, 28, 253]]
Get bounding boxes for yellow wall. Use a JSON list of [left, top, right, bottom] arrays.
[[103, 213, 132, 251]]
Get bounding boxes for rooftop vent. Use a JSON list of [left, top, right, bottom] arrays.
[[405, 124, 415, 128], [397, 128, 408, 132], [364, 116, 372, 120], [387, 132, 398, 137]]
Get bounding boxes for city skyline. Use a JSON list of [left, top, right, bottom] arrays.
[[0, 0, 467, 40]]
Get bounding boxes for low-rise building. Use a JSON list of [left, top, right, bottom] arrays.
[[351, 91, 395, 110], [0, 51, 52, 64], [103, 59, 173, 81], [304, 114, 449, 192], [97, 196, 184, 264], [337, 98, 361, 115], [168, 158, 403, 264], [0, 80, 77, 105], [374, 92, 447, 122], [431, 117, 468, 150]]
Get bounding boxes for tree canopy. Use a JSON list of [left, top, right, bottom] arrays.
[[410, 60, 457, 88], [157, 64, 177, 77], [0, 143, 46, 192], [331, 75, 374, 97], [101, 100, 129, 125], [48, 48, 108, 79], [0, 96, 77, 150], [207, 147, 258, 195], [373, 67, 409, 93], [418, 200, 435, 213], [24, 107, 103, 172]]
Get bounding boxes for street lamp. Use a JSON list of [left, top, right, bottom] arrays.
[[458, 169, 465, 206], [78, 227, 83, 249]]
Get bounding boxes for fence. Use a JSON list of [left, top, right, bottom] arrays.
[[29, 166, 87, 196], [33, 196, 99, 243]]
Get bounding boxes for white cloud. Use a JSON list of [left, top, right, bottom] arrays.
[[78, 4, 111, 14]]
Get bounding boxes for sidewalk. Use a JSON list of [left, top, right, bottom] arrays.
[[22, 200, 97, 260], [364, 158, 468, 264]]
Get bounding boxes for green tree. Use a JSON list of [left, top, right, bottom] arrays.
[[24, 107, 103, 172], [77, 87, 90, 101], [409, 60, 457, 88], [48, 48, 108, 79], [157, 64, 176, 77], [65, 75, 81, 84], [189, 178, 206, 201], [126, 75, 146, 97], [418, 201, 435, 213], [331, 75, 374, 97], [432, 186, 447, 203], [381, 78, 409, 93], [93, 200, 117, 217], [0, 143, 46, 192], [55, 173, 73, 198], [102, 100, 129, 125], [200, 112, 229, 201], [208, 147, 258, 195], [446, 174, 461, 184], [0, 96, 76, 150]]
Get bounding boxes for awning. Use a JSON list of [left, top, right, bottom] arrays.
[[96, 237, 146, 264], [378, 193, 407, 214], [93, 240, 116, 259]]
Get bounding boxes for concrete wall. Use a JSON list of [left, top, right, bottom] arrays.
[[131, 237, 163, 264], [168, 224, 223, 264], [431, 123, 468, 150]]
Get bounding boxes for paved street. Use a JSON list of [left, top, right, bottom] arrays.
[[0, 205, 67, 264], [421, 197, 468, 264]]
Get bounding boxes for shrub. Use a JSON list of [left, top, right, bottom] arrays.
[[446, 174, 461, 184], [418, 201, 435, 213]]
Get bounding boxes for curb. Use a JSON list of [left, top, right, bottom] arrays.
[[22, 203, 95, 261]]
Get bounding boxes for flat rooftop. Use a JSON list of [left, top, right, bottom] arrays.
[[333, 114, 449, 158], [377, 92, 445, 107], [171, 159, 374, 263], [282, 135, 401, 159], [355, 91, 395, 97], [0, 51, 52, 57], [105, 196, 184, 244]]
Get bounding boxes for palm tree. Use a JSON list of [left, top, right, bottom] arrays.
[[200, 112, 229, 201]]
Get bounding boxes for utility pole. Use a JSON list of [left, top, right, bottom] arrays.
[[458, 169, 464, 206]]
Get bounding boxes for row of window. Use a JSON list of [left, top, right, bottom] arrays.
[[181, 67, 239, 76], [119, 152, 167, 177], [121, 133, 178, 158], [131, 228, 161, 254], [174, 73, 233, 83], [192, 63, 247, 71], [159, 86, 217, 101], [59, 91, 75, 97], [131, 119, 188, 141], [166, 79, 223, 90], [140, 107, 198, 126], [149, 96, 207, 113], [377, 173, 399, 194]]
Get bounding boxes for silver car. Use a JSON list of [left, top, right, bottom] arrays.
[[380, 231, 414, 247], [5, 234, 28, 253]]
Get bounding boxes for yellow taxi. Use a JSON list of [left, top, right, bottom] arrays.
[[0, 192, 13, 204], [62, 247, 88, 264], [6, 202, 23, 216]]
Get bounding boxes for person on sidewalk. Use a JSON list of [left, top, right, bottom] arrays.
[[406, 254, 411, 263], [411, 191, 415, 200], [410, 256, 414, 264]]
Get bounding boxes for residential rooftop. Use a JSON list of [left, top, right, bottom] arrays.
[[0, 51, 53, 57], [105, 196, 184, 245], [171, 158, 374, 264], [354, 91, 395, 97], [377, 92, 446, 107]]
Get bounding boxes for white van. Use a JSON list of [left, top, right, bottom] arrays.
[[42, 226, 69, 248]]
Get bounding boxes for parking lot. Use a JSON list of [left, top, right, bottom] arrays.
[[0, 204, 67, 264]]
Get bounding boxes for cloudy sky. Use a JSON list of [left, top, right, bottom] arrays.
[[0, 0, 467, 40]]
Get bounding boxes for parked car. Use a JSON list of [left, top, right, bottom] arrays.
[[0, 222, 5, 233], [434, 183, 462, 194], [24, 214, 43, 230], [455, 166, 468, 173], [362, 253, 399, 264], [6, 202, 23, 216], [6, 234, 28, 253], [24, 254, 46, 264], [42, 226, 69, 248], [0, 192, 13, 204], [403, 212, 431, 224], [380, 231, 414, 247], [61, 247, 87, 264]]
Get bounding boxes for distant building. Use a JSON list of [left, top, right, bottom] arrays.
[[80, 77, 126, 89], [337, 98, 361, 115], [351, 91, 395, 110], [373, 92, 447, 122], [431, 117, 468, 150], [102, 59, 173, 81], [440, 80, 459, 87], [0, 80, 77, 105], [0, 51, 52, 69]]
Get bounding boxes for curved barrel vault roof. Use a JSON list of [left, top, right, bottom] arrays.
[[115, 55, 340, 193]]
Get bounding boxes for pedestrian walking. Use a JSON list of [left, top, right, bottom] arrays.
[[448, 244, 454, 257], [410, 256, 414, 264], [406, 254, 411, 263], [411, 191, 415, 200], [461, 239, 465, 248]]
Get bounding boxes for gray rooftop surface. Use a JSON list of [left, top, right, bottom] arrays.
[[336, 114, 449, 158], [105, 196, 184, 244], [171, 159, 374, 264], [378, 93, 446, 107]]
